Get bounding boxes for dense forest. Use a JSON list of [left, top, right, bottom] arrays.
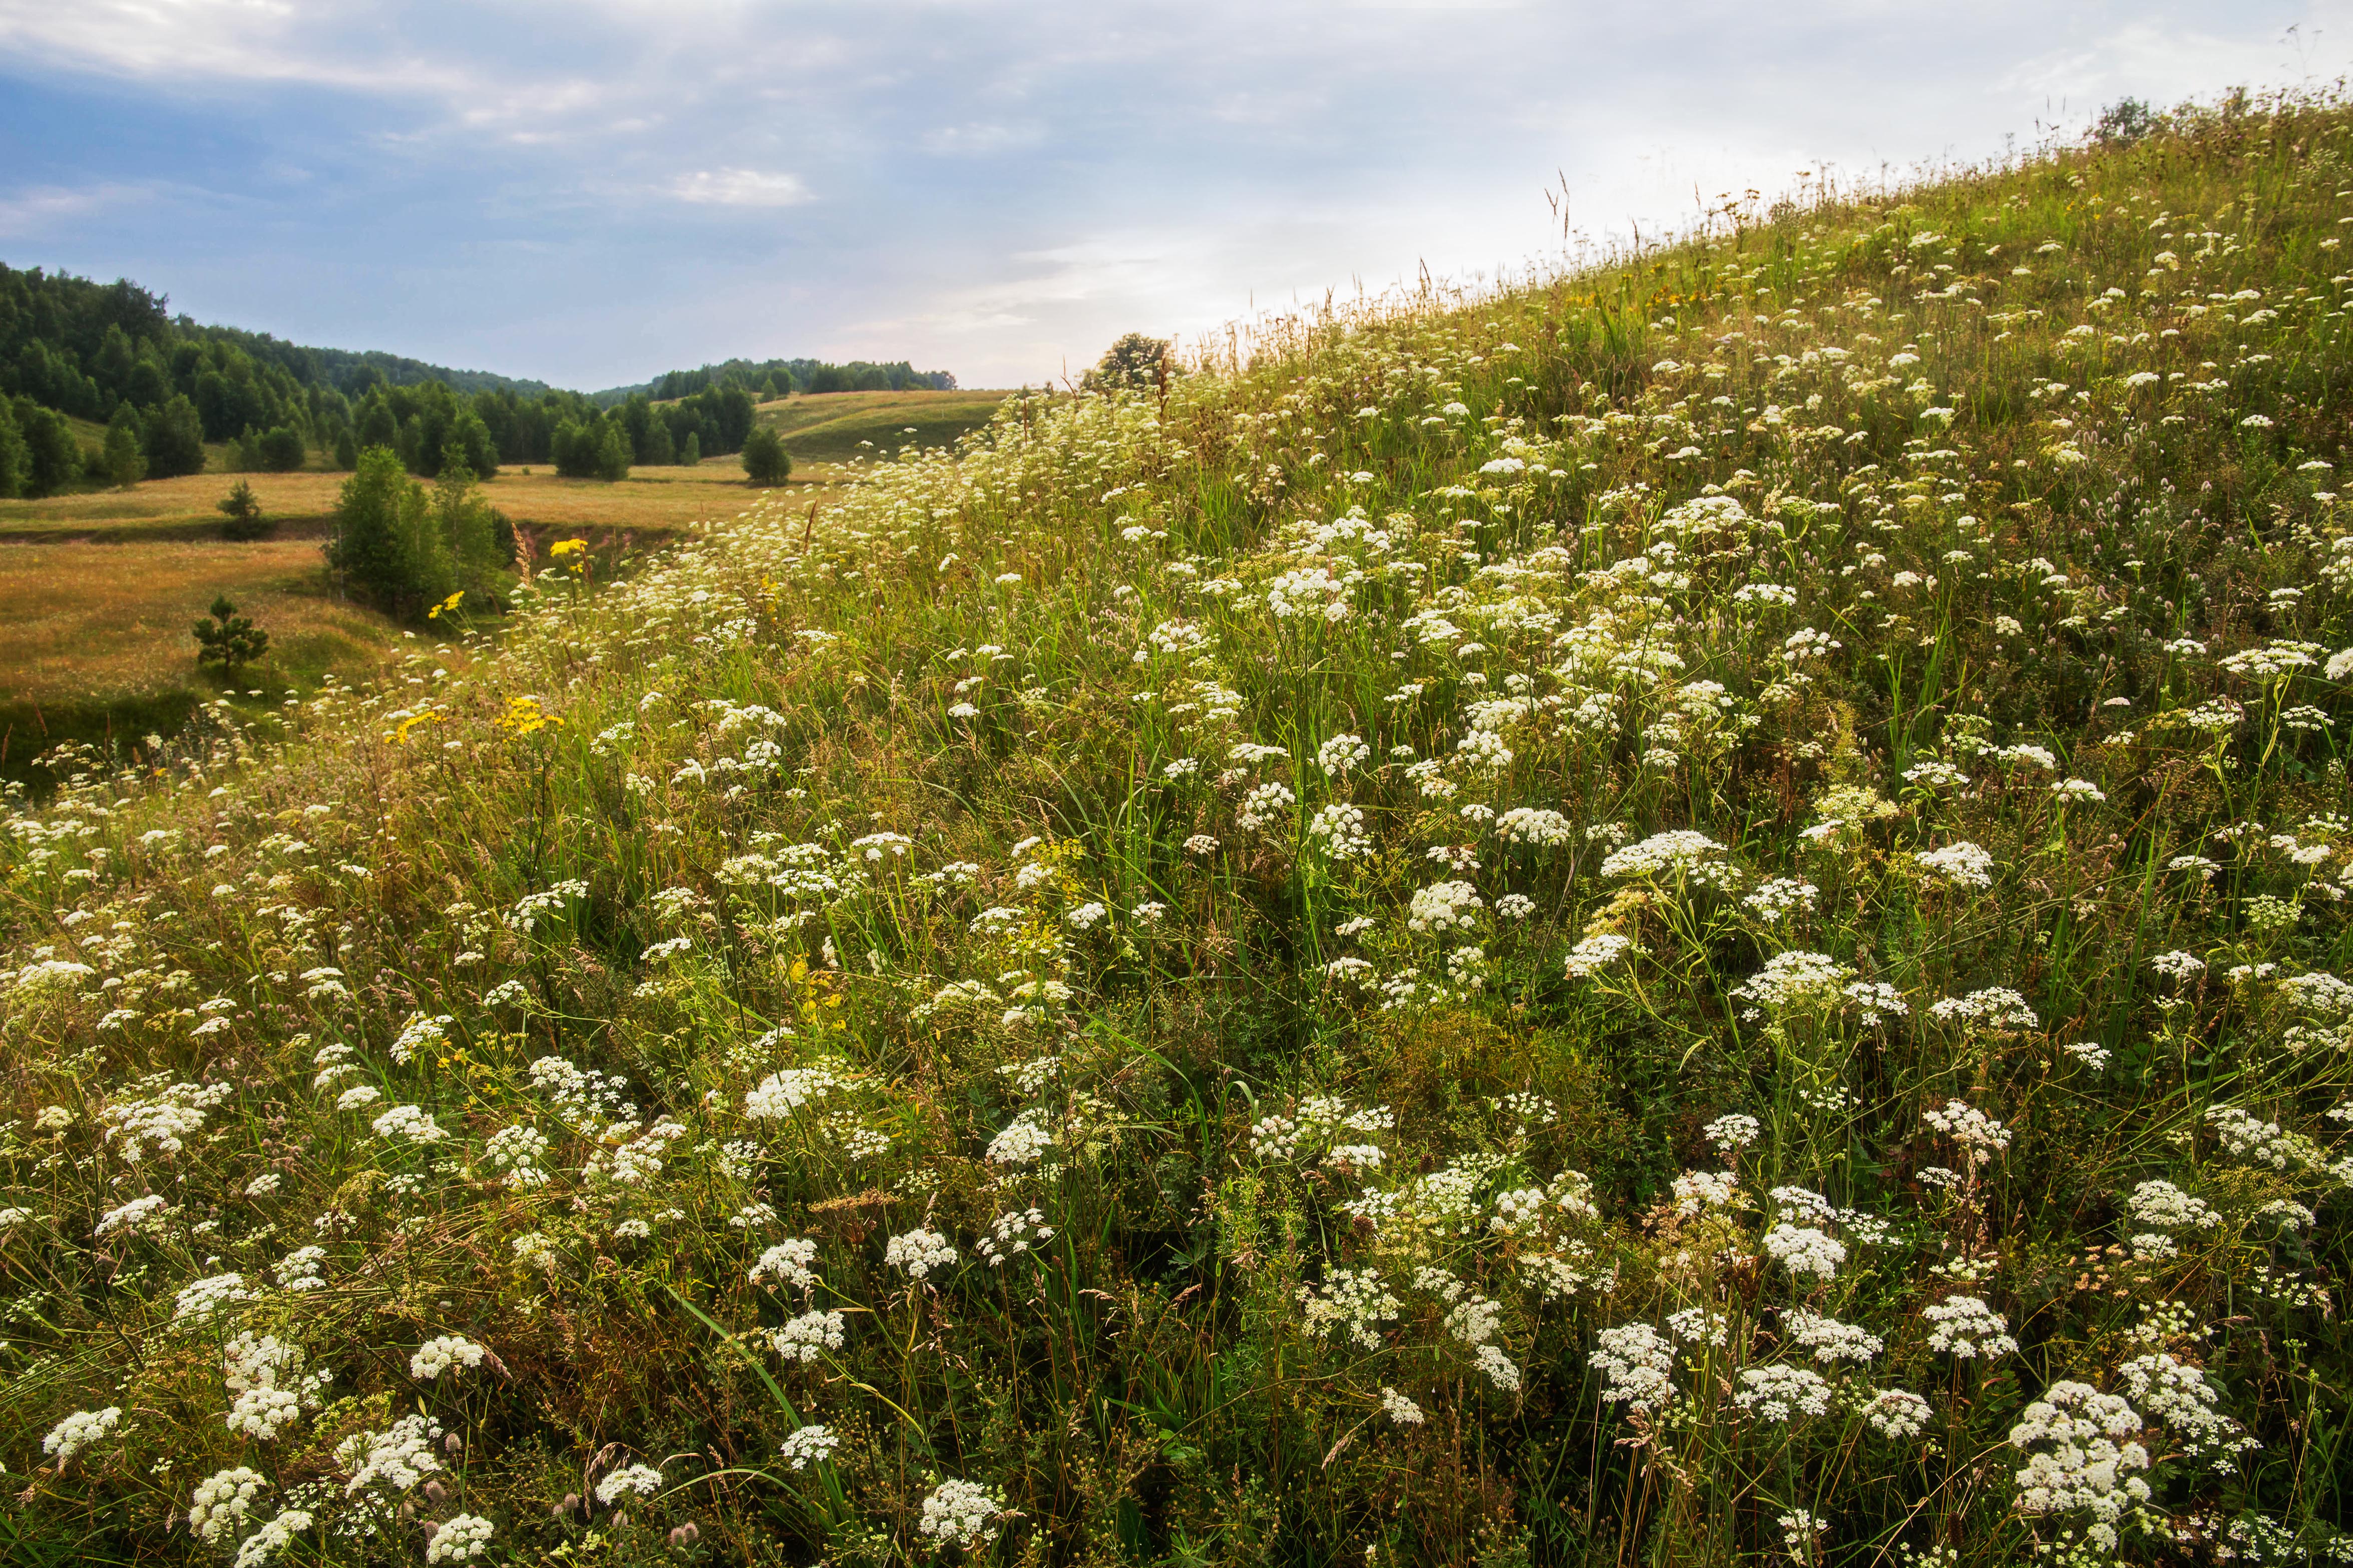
[[0, 262, 953, 497]]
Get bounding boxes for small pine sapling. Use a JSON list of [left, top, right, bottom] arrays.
[[217, 480, 272, 541], [193, 596, 270, 679]]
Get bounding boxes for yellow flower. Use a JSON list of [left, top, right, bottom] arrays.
[[495, 696, 563, 736], [427, 590, 466, 621], [550, 539, 587, 560]]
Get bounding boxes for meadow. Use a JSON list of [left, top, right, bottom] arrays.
[[0, 455, 853, 789], [3, 92, 2352, 1568]]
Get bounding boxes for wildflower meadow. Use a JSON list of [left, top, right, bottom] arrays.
[[6, 91, 2353, 1566]]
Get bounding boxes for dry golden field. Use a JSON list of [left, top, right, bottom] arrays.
[[0, 458, 836, 544]]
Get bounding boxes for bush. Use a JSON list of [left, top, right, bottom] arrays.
[[741, 423, 791, 485]]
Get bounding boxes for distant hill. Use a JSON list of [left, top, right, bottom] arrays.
[[594, 356, 958, 407], [192, 324, 554, 398]]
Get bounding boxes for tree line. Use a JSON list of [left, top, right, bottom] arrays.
[[615, 356, 957, 405]]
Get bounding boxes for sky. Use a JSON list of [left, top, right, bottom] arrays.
[[1, 2, 2345, 392]]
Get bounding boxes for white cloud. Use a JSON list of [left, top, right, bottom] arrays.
[[667, 169, 813, 208]]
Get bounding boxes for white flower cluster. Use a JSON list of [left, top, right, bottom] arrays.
[[771, 1309, 848, 1363], [885, 1225, 959, 1279], [1238, 781, 1298, 835], [1923, 1295, 2018, 1358], [410, 1334, 486, 1382], [1762, 1223, 1846, 1281], [1913, 841, 1996, 890], [1317, 732, 1371, 773], [1735, 1363, 1834, 1422], [1590, 1322, 1674, 1410], [44, 1404, 122, 1463], [369, 1104, 449, 1143], [1307, 802, 1372, 859], [1921, 1100, 2013, 1165], [2008, 1382, 2151, 1553], [986, 1110, 1054, 1167], [338, 1413, 443, 1497], [743, 1062, 853, 1119], [189, 1465, 267, 1544], [919, 1478, 1004, 1546], [1734, 950, 1854, 1014], [1600, 829, 1735, 888], [1495, 807, 1574, 846], [1297, 1267, 1401, 1351], [1563, 932, 1637, 978], [595, 1462, 664, 1504], [1783, 1309, 1882, 1364], [979, 1206, 1057, 1265], [425, 1514, 495, 1563], [750, 1237, 821, 1290], [1407, 879, 1483, 932], [780, 1424, 839, 1470]]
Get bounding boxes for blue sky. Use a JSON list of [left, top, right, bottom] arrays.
[[1, 2, 2340, 390]]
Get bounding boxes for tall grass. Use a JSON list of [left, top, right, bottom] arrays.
[[4, 88, 2352, 1567]]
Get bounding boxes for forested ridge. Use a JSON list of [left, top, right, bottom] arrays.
[[0, 262, 958, 497]]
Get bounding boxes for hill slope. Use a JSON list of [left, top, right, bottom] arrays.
[[6, 93, 2353, 1565]]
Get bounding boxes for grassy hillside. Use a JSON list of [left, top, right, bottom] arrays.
[[756, 387, 1010, 462], [6, 91, 2353, 1567]]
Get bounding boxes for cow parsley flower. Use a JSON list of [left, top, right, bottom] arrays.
[[1923, 1295, 2018, 1358], [1735, 1363, 1834, 1421], [885, 1225, 959, 1279], [919, 1478, 1003, 1547], [595, 1463, 664, 1505], [1763, 1224, 1845, 1281], [426, 1513, 494, 1563], [44, 1405, 122, 1463], [410, 1335, 486, 1382], [1590, 1323, 1674, 1410], [2008, 1382, 2150, 1553], [189, 1466, 267, 1544], [1861, 1387, 1933, 1438], [771, 1309, 847, 1363], [781, 1425, 839, 1470]]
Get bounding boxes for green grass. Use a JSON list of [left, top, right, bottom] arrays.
[[755, 387, 1011, 462], [5, 91, 2353, 1568]]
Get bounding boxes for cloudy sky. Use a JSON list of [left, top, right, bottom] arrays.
[[0, 2, 2341, 391]]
